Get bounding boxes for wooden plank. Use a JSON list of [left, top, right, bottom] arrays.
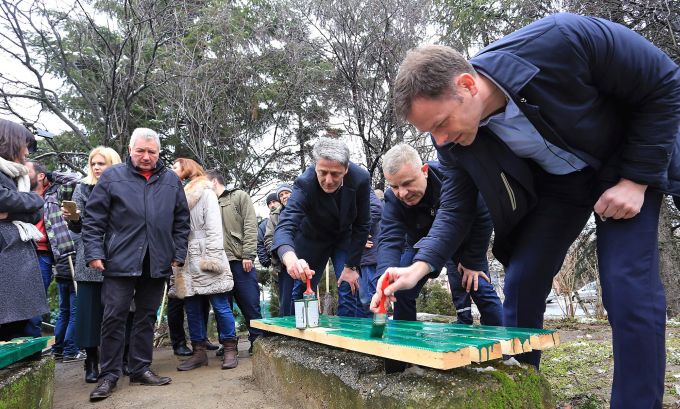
[[252, 320, 475, 370], [251, 316, 559, 370]]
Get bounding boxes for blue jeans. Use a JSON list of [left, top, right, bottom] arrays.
[[227, 261, 262, 342], [393, 248, 503, 326], [52, 281, 78, 355], [185, 293, 236, 343], [291, 248, 369, 318], [25, 253, 54, 337]]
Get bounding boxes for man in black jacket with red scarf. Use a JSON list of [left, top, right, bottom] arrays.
[[83, 128, 190, 401]]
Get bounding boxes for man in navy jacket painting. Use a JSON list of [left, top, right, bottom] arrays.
[[272, 137, 371, 317], [373, 13, 680, 408]]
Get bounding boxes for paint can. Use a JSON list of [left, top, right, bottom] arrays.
[[294, 295, 320, 329]]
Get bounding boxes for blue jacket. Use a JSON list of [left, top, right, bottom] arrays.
[[360, 189, 383, 266], [377, 162, 492, 277], [272, 162, 371, 267], [83, 157, 191, 278], [414, 13, 680, 270]]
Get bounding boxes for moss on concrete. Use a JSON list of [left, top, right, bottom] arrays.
[[0, 356, 55, 409], [253, 336, 554, 409]]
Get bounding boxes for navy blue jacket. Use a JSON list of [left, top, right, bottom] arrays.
[[272, 162, 371, 267], [414, 13, 680, 270], [360, 189, 383, 266], [256, 217, 270, 267], [83, 158, 191, 278], [378, 162, 492, 277]]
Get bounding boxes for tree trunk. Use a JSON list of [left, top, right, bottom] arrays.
[[659, 200, 680, 317]]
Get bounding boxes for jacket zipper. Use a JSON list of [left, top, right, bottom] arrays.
[[500, 172, 517, 211]]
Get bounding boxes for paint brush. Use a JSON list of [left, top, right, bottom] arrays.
[[370, 272, 391, 338], [303, 276, 315, 299]]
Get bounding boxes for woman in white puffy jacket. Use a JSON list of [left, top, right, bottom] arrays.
[[171, 158, 238, 371]]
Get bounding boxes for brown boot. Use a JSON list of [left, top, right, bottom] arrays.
[[176, 342, 208, 371], [221, 338, 238, 370]]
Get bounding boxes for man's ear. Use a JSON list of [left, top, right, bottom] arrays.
[[455, 73, 478, 96]]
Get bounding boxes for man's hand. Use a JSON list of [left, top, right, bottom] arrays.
[[365, 236, 373, 249], [458, 263, 490, 292], [171, 260, 181, 267], [0, 212, 7, 220], [282, 251, 314, 281], [89, 259, 105, 270], [242, 258, 254, 272], [594, 178, 647, 220], [337, 267, 360, 295], [369, 262, 430, 313]]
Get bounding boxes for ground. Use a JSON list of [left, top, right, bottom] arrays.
[[542, 319, 680, 409], [50, 322, 680, 409], [52, 339, 292, 409]]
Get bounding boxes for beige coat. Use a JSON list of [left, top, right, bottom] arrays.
[[171, 177, 233, 298]]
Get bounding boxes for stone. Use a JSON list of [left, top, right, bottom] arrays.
[[253, 336, 555, 409], [0, 355, 55, 409]]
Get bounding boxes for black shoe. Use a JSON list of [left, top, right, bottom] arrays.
[[173, 343, 193, 357], [130, 369, 171, 386], [205, 340, 219, 351], [89, 378, 116, 401], [215, 345, 224, 357], [248, 342, 254, 355]]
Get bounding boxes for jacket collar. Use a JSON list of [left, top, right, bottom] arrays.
[[125, 156, 166, 178], [470, 51, 540, 95]]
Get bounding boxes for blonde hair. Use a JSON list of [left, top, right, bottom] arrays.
[[83, 146, 122, 185]]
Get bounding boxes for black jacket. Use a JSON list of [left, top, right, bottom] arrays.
[[377, 162, 492, 277], [272, 162, 371, 267], [82, 158, 190, 278]]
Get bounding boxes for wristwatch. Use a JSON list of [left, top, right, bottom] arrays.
[[344, 265, 358, 272]]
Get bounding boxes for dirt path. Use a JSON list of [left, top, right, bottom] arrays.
[[53, 339, 293, 409]]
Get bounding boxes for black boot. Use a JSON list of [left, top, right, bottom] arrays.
[[84, 347, 100, 383]]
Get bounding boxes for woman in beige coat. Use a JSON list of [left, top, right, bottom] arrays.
[[171, 158, 238, 371]]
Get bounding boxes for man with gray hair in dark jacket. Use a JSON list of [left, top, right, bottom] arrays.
[[272, 137, 371, 317], [83, 128, 190, 401]]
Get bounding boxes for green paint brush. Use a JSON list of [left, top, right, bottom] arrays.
[[370, 272, 391, 338]]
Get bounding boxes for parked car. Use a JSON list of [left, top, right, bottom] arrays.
[[572, 281, 598, 302], [546, 289, 558, 304]]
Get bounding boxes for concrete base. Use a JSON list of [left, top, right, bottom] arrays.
[[0, 355, 55, 409], [253, 336, 554, 409]]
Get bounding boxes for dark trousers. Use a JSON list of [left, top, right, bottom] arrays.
[[227, 260, 262, 342], [99, 271, 165, 381], [394, 250, 503, 325], [0, 320, 29, 341], [25, 253, 54, 337], [502, 165, 665, 409], [277, 265, 295, 316]]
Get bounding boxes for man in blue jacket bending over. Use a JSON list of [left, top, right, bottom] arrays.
[[372, 14, 680, 408], [378, 143, 502, 326], [272, 137, 371, 317]]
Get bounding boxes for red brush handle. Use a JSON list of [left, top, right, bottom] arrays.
[[304, 276, 314, 295], [378, 272, 391, 314]]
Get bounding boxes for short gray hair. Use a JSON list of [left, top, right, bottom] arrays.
[[311, 137, 350, 167], [382, 143, 422, 175], [393, 45, 475, 120], [129, 128, 161, 149]]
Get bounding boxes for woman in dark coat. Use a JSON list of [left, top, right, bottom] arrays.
[[63, 146, 121, 383], [0, 119, 48, 341]]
